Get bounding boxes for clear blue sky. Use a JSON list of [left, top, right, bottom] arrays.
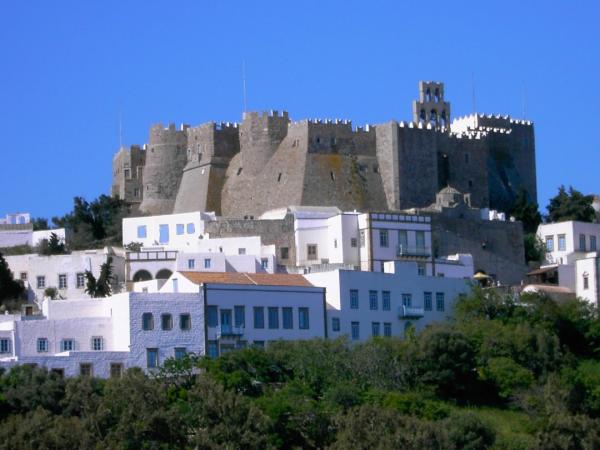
[[1, 1, 598, 219]]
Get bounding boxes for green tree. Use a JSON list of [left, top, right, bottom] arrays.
[[37, 232, 67, 256], [510, 188, 542, 234], [31, 217, 49, 231], [84, 257, 113, 298], [43, 287, 59, 300], [0, 252, 25, 312], [524, 233, 546, 263], [547, 185, 596, 223]]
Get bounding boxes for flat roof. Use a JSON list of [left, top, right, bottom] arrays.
[[179, 271, 313, 287]]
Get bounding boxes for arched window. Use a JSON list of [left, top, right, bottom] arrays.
[[133, 270, 152, 282], [434, 88, 440, 102], [155, 269, 173, 280], [429, 109, 438, 125], [425, 88, 431, 102], [440, 110, 447, 128], [420, 109, 426, 121]]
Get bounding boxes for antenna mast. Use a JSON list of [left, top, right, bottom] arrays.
[[471, 72, 477, 113], [119, 111, 123, 149], [242, 60, 248, 113]]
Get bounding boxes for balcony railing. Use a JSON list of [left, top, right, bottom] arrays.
[[398, 305, 425, 319], [127, 251, 178, 261], [396, 245, 430, 258], [217, 325, 245, 339]]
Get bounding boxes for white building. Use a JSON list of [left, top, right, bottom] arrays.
[[0, 292, 204, 378], [157, 271, 326, 357], [0, 224, 66, 249], [529, 221, 600, 306], [5, 248, 126, 303], [122, 211, 215, 249], [306, 259, 471, 342], [0, 212, 31, 225]]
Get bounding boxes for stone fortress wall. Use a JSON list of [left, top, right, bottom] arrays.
[[112, 81, 537, 218]]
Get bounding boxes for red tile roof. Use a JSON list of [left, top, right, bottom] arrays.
[[179, 271, 313, 287]]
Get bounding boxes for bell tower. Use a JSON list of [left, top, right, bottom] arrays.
[[412, 81, 451, 129]]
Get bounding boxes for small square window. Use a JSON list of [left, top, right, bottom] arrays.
[[307, 244, 318, 260], [80, 363, 93, 377], [435, 293, 445, 312], [379, 230, 389, 248], [175, 348, 187, 360], [369, 290, 378, 310], [417, 263, 426, 276], [58, 274, 67, 289], [161, 314, 173, 331], [37, 276, 45, 289], [0, 338, 11, 353], [180, 314, 191, 330], [147, 348, 159, 368], [351, 321, 360, 340], [204, 258, 211, 269], [91, 336, 104, 351], [350, 289, 359, 309], [110, 363, 123, 378], [372, 322, 380, 337], [350, 238, 357, 248], [20, 272, 27, 281], [238, 248, 246, 255], [142, 313, 154, 331], [188, 259, 195, 269], [176, 224, 185, 235], [382, 291, 391, 311], [60, 339, 74, 352], [37, 338, 48, 353], [331, 317, 340, 332], [76, 273, 86, 288], [280, 247, 289, 260], [424, 292, 433, 311], [137, 225, 147, 239], [186, 223, 195, 234], [383, 322, 392, 337]]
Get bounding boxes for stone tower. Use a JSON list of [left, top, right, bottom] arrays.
[[412, 81, 451, 129], [239, 111, 290, 176], [138, 123, 189, 215]]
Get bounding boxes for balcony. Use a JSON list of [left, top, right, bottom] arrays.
[[216, 325, 245, 339], [127, 250, 178, 261], [396, 245, 430, 258], [398, 305, 425, 319]]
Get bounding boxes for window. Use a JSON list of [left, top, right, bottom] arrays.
[[234, 305, 245, 328], [187, 223, 195, 234], [124, 169, 130, 178], [350, 289, 359, 309], [398, 230, 408, 250], [382, 291, 391, 311], [238, 248, 246, 255], [334, 238, 338, 249], [207, 306, 218, 327], [280, 247, 289, 260], [204, 258, 211, 269], [0, 339, 10, 353], [188, 259, 195, 269], [137, 225, 147, 239], [80, 363, 93, 377], [142, 313, 154, 331], [417, 263, 426, 276], [110, 363, 123, 378], [180, 314, 191, 330], [584, 275, 590, 290], [159, 224, 169, 244], [261, 258, 269, 270], [416, 231, 426, 249], [282, 307, 293, 329], [134, 187, 140, 197], [379, 230, 389, 248], [20, 272, 27, 281], [253, 307, 264, 329], [558, 234, 566, 251], [369, 290, 378, 310], [372, 322, 380, 337], [435, 293, 445, 312], [351, 237, 357, 248], [591, 236, 597, 251], [161, 314, 173, 330], [176, 224, 184, 235], [545, 236, 554, 252], [580, 234, 586, 251], [402, 294, 412, 307], [174, 348, 187, 360], [58, 274, 67, 289], [383, 322, 392, 337], [299, 307, 309, 329], [268, 307, 279, 329], [172, 278, 179, 293], [208, 341, 219, 358], [37, 276, 45, 289], [307, 244, 318, 260], [359, 230, 365, 248], [147, 348, 159, 368], [60, 339, 74, 352], [424, 292, 433, 311], [351, 321, 360, 340], [76, 273, 85, 288], [37, 338, 48, 353], [91, 336, 104, 351], [332, 317, 340, 332]]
